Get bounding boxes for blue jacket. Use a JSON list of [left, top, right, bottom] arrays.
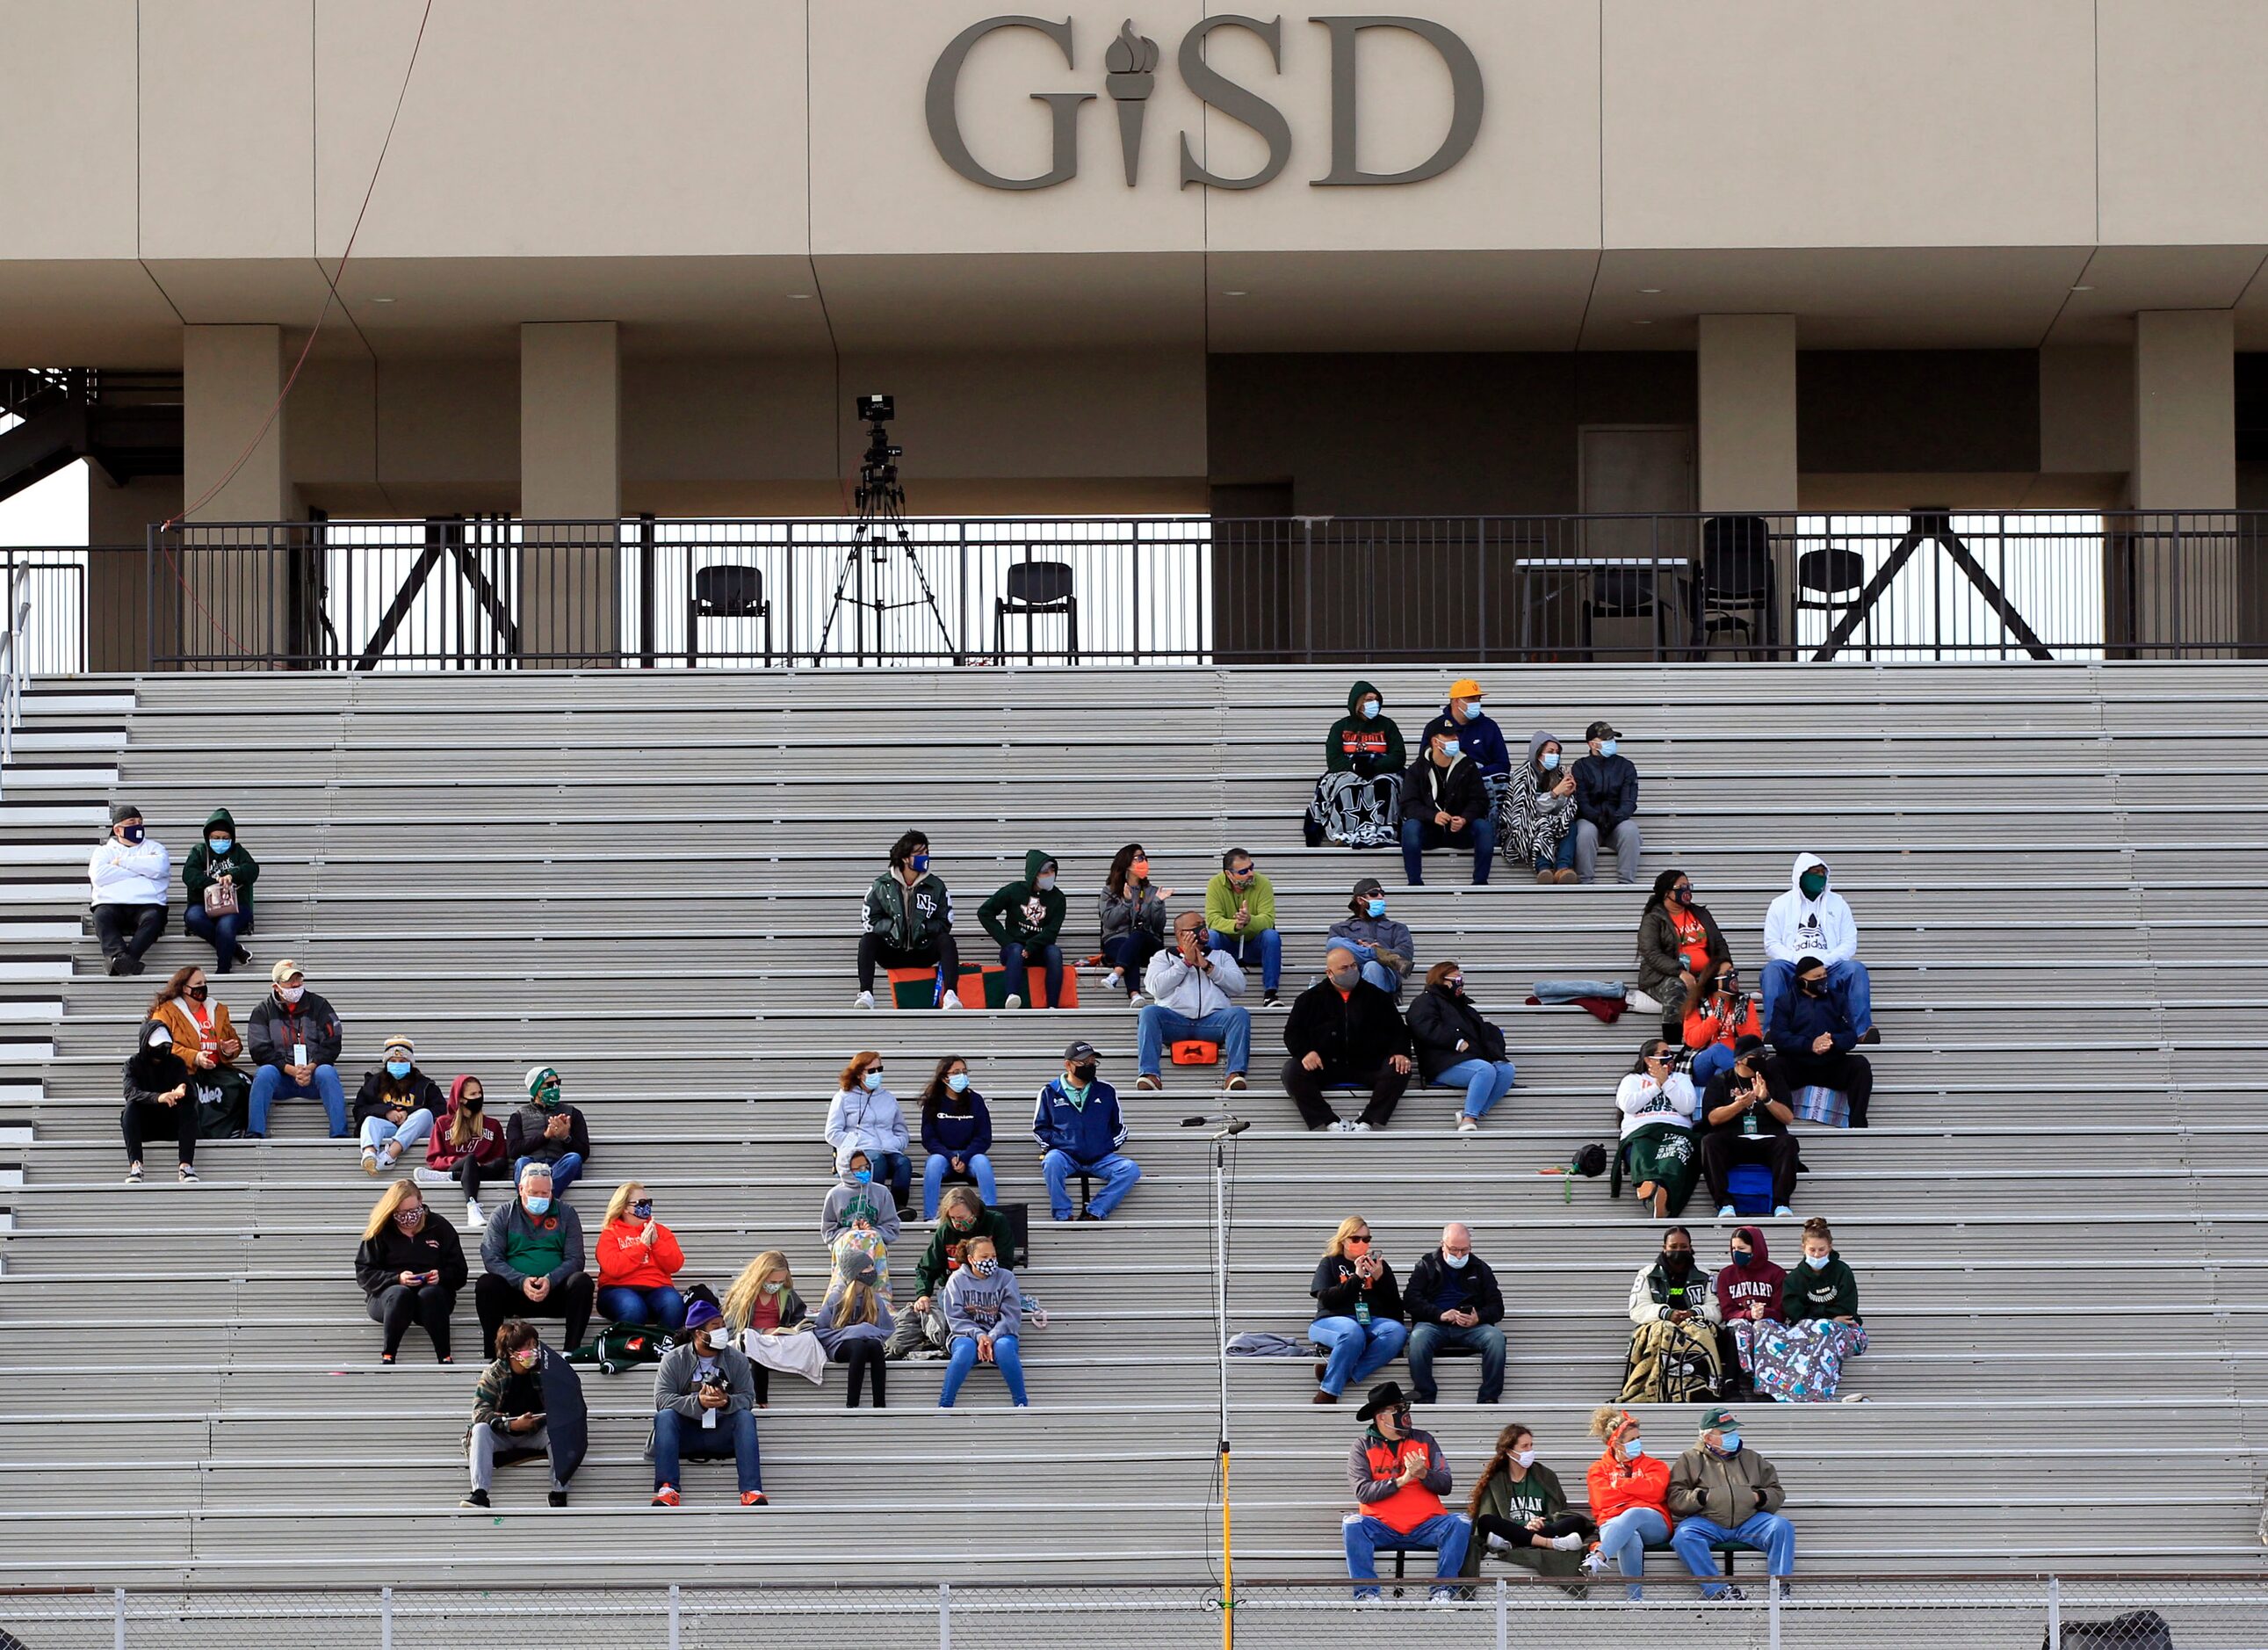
[[1571, 751, 1639, 829], [922, 1089, 994, 1158], [1420, 706, 1512, 779], [1768, 980, 1860, 1057], [1030, 1076, 1130, 1168]]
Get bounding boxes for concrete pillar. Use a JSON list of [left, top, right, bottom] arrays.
[[86, 474, 184, 673], [179, 325, 295, 667], [519, 322, 622, 663], [2133, 310, 2235, 510], [1696, 315, 1798, 512]]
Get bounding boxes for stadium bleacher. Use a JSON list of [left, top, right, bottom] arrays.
[[0, 662, 2264, 1587]]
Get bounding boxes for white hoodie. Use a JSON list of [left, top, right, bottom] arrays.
[[1763, 852, 1857, 966], [1615, 1069, 1695, 1140], [88, 835, 171, 906]]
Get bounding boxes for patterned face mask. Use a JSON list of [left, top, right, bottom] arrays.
[[971, 1257, 999, 1277]]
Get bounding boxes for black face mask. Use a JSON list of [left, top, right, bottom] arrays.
[[1802, 977, 1825, 995], [464, 1097, 483, 1113], [1070, 1062, 1098, 1085], [186, 985, 208, 1002], [1661, 1249, 1692, 1271]]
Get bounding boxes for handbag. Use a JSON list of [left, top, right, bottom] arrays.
[[202, 878, 241, 916]]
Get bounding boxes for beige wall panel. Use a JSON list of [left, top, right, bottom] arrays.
[[2039, 345, 2135, 478], [1601, 0, 2095, 250], [139, 0, 313, 260], [2133, 309, 2235, 510], [2099, 1, 2268, 245], [371, 358, 520, 491], [182, 324, 293, 521], [0, 1, 138, 258], [1696, 314, 1795, 512], [624, 357, 836, 485], [286, 353, 379, 490], [314, 0, 807, 258]]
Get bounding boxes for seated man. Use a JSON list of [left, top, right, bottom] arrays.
[[1403, 1222, 1506, 1406], [244, 959, 348, 1139], [1419, 677, 1512, 813], [650, 1298, 766, 1507], [1136, 910, 1252, 1093], [463, 1318, 586, 1509], [476, 1162, 596, 1356], [1343, 1380, 1471, 1603], [1282, 946, 1415, 1132], [1205, 848, 1282, 1006], [1571, 720, 1643, 885], [1667, 1407, 1795, 1601], [1399, 726, 1496, 887], [1030, 1039, 1141, 1222], [1697, 1036, 1801, 1218], [1307, 679, 1406, 849], [89, 803, 170, 977], [856, 829, 963, 1011], [1766, 957, 1874, 1128], [1325, 878, 1415, 998], [508, 1064, 592, 1192], [1762, 854, 1878, 1045], [977, 848, 1065, 1010]]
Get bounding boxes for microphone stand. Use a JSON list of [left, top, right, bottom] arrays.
[[1205, 1118, 1243, 1648]]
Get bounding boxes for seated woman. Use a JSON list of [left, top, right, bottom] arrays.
[[1737, 1216, 1867, 1402], [722, 1248, 814, 1409], [1306, 679, 1405, 849], [1405, 960, 1516, 1133], [352, 1034, 442, 1176], [1098, 843, 1171, 1002], [595, 1178, 688, 1332], [937, 1235, 1027, 1408], [423, 1075, 509, 1227], [824, 1051, 913, 1213], [813, 1249, 893, 1408], [354, 1180, 466, 1364], [918, 1055, 997, 1218], [1461, 1422, 1597, 1581], [148, 964, 249, 1137], [1499, 732, 1578, 882], [1615, 1039, 1698, 1219], [1712, 1226, 1788, 1402], [1636, 868, 1727, 1025], [1584, 1407, 1672, 1599], [1682, 959, 1762, 1093], [855, 829, 964, 1011], [1309, 1215, 1407, 1405], [1325, 878, 1414, 998], [121, 1019, 199, 1184], [181, 807, 258, 973], [822, 1146, 902, 1303]]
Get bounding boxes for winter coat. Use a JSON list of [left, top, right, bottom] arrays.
[[596, 1215, 685, 1290], [1571, 750, 1639, 830], [1204, 870, 1278, 936], [1420, 704, 1513, 779], [826, 1083, 911, 1160], [1669, 1443, 1785, 1521], [89, 834, 170, 907], [1143, 945, 1246, 1018], [245, 988, 343, 1070], [921, 1089, 994, 1159], [1586, 1449, 1673, 1531], [1099, 877, 1167, 946], [1029, 1075, 1130, 1169], [820, 1159, 902, 1246], [1464, 1459, 1578, 1577], [1325, 912, 1415, 980], [1401, 749, 1487, 828], [861, 865, 953, 950], [1684, 986, 1761, 1053], [940, 1263, 1023, 1340], [353, 1208, 469, 1297], [1629, 1255, 1723, 1325], [1637, 898, 1727, 1006], [507, 1099, 591, 1166], [352, 1067, 446, 1129], [1764, 853, 1859, 966], [150, 995, 242, 1072], [1326, 679, 1405, 778], [913, 1205, 1018, 1298], [426, 1077, 507, 1172], [1350, 1425, 1454, 1533], [1712, 1227, 1788, 1324], [1311, 1255, 1403, 1324], [1768, 978, 1860, 1057], [480, 1196, 587, 1289], [1403, 1249, 1505, 1327], [1783, 1249, 1861, 1323], [1405, 983, 1506, 1082], [467, 1345, 586, 1480], [1615, 1070, 1696, 1140], [1500, 732, 1577, 864], [978, 850, 1066, 948], [123, 1024, 191, 1109], [1283, 975, 1412, 1076], [181, 808, 259, 919]]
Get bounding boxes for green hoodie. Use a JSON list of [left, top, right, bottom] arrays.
[[1325, 679, 1405, 776], [978, 849, 1066, 947], [182, 807, 260, 917], [1783, 1248, 1860, 1323]]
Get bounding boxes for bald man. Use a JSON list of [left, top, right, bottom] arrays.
[[1281, 944, 1415, 1132], [1405, 1222, 1507, 1403]]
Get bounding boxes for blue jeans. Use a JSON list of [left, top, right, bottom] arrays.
[[1761, 958, 1874, 1039], [359, 1108, 435, 1155], [1674, 1510, 1796, 1597], [1534, 831, 1577, 874], [1358, 960, 1401, 996], [651, 1406, 762, 1496], [999, 941, 1065, 1005], [939, 1331, 1027, 1406], [515, 1152, 584, 1192], [1042, 1150, 1140, 1220], [1400, 814, 1496, 886], [1311, 1314, 1407, 1396], [1344, 1510, 1472, 1599], [1137, 1003, 1253, 1077], [1597, 1506, 1670, 1599], [922, 1151, 998, 1218], [1208, 927, 1281, 994], [1434, 1057, 1515, 1119], [1100, 933, 1161, 995], [599, 1285, 687, 1331], [1405, 1321, 1506, 1404], [248, 1063, 347, 1138], [1690, 1043, 1737, 1092], [183, 904, 252, 970]]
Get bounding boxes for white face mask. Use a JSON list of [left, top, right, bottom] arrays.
[[278, 985, 304, 1004], [1442, 1251, 1470, 1270], [1514, 1449, 1537, 1468]]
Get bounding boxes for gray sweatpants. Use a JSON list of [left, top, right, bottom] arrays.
[[1574, 818, 1643, 884], [469, 1423, 565, 1493]]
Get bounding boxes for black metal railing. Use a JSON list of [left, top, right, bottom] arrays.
[[138, 510, 2268, 669]]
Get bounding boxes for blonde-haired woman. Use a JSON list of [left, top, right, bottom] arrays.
[[823, 1050, 913, 1212], [1584, 1406, 1673, 1599], [595, 1179, 688, 1332], [724, 1249, 813, 1408], [813, 1248, 893, 1408], [1308, 1215, 1406, 1404], [353, 1180, 466, 1364]]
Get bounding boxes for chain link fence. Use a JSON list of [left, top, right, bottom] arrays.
[[2, 1577, 2264, 1649]]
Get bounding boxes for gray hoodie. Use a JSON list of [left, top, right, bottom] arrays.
[[813, 1281, 895, 1354], [651, 1339, 757, 1423], [820, 1154, 902, 1247], [941, 1263, 1024, 1341]]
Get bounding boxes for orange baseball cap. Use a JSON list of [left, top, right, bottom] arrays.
[[1448, 677, 1484, 699]]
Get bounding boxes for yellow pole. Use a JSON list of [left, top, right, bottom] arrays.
[[1220, 1439, 1235, 1650]]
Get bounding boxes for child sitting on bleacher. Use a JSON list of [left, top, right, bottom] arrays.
[[936, 1236, 1027, 1408]]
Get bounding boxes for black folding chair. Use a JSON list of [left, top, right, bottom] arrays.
[[994, 560, 1079, 663], [688, 565, 771, 666]]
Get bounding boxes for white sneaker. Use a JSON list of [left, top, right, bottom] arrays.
[[1580, 1549, 1608, 1577], [1003, 994, 1023, 1010], [854, 991, 875, 1010], [940, 991, 964, 1011], [1128, 991, 1151, 1009], [1103, 970, 1123, 993], [1628, 988, 1665, 1014], [1455, 1114, 1478, 1133], [1328, 1119, 1356, 1133], [1718, 1205, 1737, 1218], [1352, 1121, 1374, 1133], [413, 1165, 453, 1189], [1550, 1532, 1585, 1552], [466, 1198, 487, 1227]]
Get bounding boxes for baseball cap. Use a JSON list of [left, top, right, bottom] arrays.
[[1701, 1406, 1739, 1432], [271, 959, 304, 986], [1586, 720, 1621, 740], [1063, 1039, 1101, 1062], [1448, 677, 1484, 700]]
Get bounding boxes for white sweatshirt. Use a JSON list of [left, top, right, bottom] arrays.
[[89, 836, 171, 906], [1763, 852, 1858, 966], [1615, 1070, 1695, 1140]]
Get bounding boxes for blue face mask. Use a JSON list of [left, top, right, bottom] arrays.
[[1366, 899, 1386, 918], [909, 853, 929, 873], [1360, 699, 1379, 719], [946, 1072, 970, 1093], [208, 837, 232, 855], [385, 1060, 411, 1080], [1716, 1431, 1741, 1454], [631, 1201, 653, 1219], [1440, 740, 1461, 760], [852, 1168, 872, 1184], [524, 1194, 551, 1216], [1599, 739, 1619, 758], [1541, 750, 1560, 771], [861, 1070, 883, 1092], [122, 825, 145, 843]]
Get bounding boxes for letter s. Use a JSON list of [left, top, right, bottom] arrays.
[[1178, 15, 1291, 190]]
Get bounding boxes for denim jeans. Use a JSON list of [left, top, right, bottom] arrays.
[[1761, 958, 1874, 1040], [1100, 933, 1161, 995], [1534, 832, 1577, 874], [1406, 1320, 1506, 1404], [1344, 1510, 1472, 1599], [1673, 1510, 1796, 1596], [1434, 1057, 1515, 1119], [515, 1151, 584, 1192], [651, 1405, 762, 1495], [1358, 960, 1402, 996], [1690, 1043, 1737, 1092], [248, 1062, 347, 1137], [1574, 817, 1643, 884], [1136, 1003, 1252, 1077], [922, 1151, 998, 1218], [1042, 1150, 1139, 1220], [183, 904, 251, 970], [939, 1331, 1027, 1406], [1208, 926, 1281, 994], [360, 1108, 435, 1155], [598, 1284, 687, 1331], [1400, 814, 1496, 886], [1596, 1506, 1671, 1598], [999, 941, 1065, 1005], [1310, 1314, 1407, 1396]]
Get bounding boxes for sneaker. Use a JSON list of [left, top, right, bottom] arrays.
[[1455, 1114, 1478, 1133], [177, 1164, 199, 1183], [1580, 1549, 1607, 1577], [1224, 1073, 1248, 1090], [1550, 1533, 1585, 1552], [1102, 970, 1123, 993], [466, 1198, 487, 1227], [1327, 1118, 1355, 1133], [1708, 1586, 1748, 1603], [460, 1489, 491, 1509], [1427, 1590, 1457, 1607], [361, 1148, 380, 1176], [106, 953, 127, 977], [1076, 1210, 1102, 1221], [854, 990, 875, 1010], [1718, 1205, 1737, 1218], [741, 1490, 768, 1507], [231, 944, 253, 966], [1351, 1120, 1375, 1133], [1773, 1205, 1794, 1218], [1128, 991, 1152, 1009], [651, 1486, 680, 1507], [1262, 992, 1282, 1008], [547, 1488, 569, 1508], [1136, 1074, 1164, 1091], [1003, 994, 1023, 1010], [125, 1163, 143, 1183], [1774, 1580, 1795, 1601], [940, 991, 964, 1011], [1858, 1027, 1882, 1046], [1627, 988, 1665, 1014]]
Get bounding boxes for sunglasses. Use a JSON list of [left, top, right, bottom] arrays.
[[1346, 1234, 1372, 1247]]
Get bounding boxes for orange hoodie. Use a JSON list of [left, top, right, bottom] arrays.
[[1587, 1449, 1674, 1531], [596, 1216, 685, 1290]]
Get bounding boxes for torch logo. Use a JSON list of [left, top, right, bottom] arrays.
[[1103, 19, 1160, 186]]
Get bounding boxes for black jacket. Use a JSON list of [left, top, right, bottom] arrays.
[[1311, 1255, 1403, 1323], [1400, 751, 1488, 826], [354, 1212, 470, 1297], [245, 988, 343, 1069], [1768, 981, 1860, 1058], [1283, 977, 1412, 1075], [1404, 984, 1507, 1082], [508, 1101, 592, 1165], [1699, 1063, 1795, 1141], [1571, 751, 1639, 829], [1403, 1249, 1505, 1326], [351, 1068, 447, 1129]]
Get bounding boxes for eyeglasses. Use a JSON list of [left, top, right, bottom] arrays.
[[1345, 1234, 1371, 1247]]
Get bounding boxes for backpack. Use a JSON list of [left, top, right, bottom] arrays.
[[195, 1070, 249, 1140], [567, 1321, 674, 1375], [1618, 1317, 1723, 1405], [2047, 1612, 2173, 1650]]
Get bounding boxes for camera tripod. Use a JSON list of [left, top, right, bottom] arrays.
[[813, 410, 961, 666]]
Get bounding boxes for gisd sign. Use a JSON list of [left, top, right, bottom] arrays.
[[925, 13, 1484, 192]]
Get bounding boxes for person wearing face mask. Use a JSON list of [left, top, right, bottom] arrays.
[[1743, 1216, 1867, 1401], [1136, 910, 1253, 1092], [813, 1248, 895, 1408], [354, 1181, 467, 1364], [1714, 1227, 1788, 1402], [1583, 1407, 1674, 1598], [421, 1075, 509, 1228], [1622, 1227, 1724, 1403], [1407, 960, 1516, 1132], [180, 807, 257, 973], [243, 959, 347, 1139], [148, 964, 249, 1139], [824, 1051, 914, 1213], [1309, 1216, 1406, 1404], [1499, 732, 1578, 882], [889, 1183, 1016, 1359], [937, 1235, 1027, 1407], [1767, 957, 1874, 1128], [978, 849, 1068, 1010], [1637, 867, 1728, 1024], [88, 802, 170, 977], [1398, 725, 1496, 887], [1325, 678, 1406, 779], [1682, 957, 1760, 1092], [856, 829, 963, 1011], [596, 1179, 688, 1333], [1761, 853, 1877, 1047], [648, 1298, 766, 1504], [508, 1064, 592, 1192], [1403, 1222, 1506, 1405], [723, 1249, 817, 1405], [1343, 1380, 1469, 1603], [1616, 1039, 1700, 1218], [463, 1318, 586, 1509], [1462, 1423, 1596, 1582], [1419, 677, 1513, 811], [1309, 680, 1406, 850], [1204, 848, 1282, 1005], [1282, 946, 1416, 1132], [120, 1018, 199, 1184], [1325, 877, 1415, 999], [1098, 843, 1172, 1003], [917, 1055, 997, 1217], [1570, 720, 1642, 885], [1697, 1037, 1800, 1219], [475, 1162, 595, 1357], [1668, 1408, 1795, 1599], [820, 1146, 901, 1301], [352, 1033, 443, 1176], [1030, 1039, 1141, 1221]]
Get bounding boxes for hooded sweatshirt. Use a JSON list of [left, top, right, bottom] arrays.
[[820, 1151, 903, 1246], [1587, 1445, 1673, 1531], [940, 1262, 1023, 1341], [425, 1075, 507, 1172], [978, 850, 1067, 948], [827, 1082, 910, 1159], [123, 1021, 191, 1108], [1326, 679, 1405, 777], [181, 807, 260, 918], [914, 1205, 1018, 1297], [1401, 745, 1487, 824], [1783, 1248, 1861, 1323], [1764, 853, 1858, 966], [1501, 731, 1577, 863], [921, 1086, 993, 1159], [596, 1209, 685, 1291], [89, 828, 170, 907], [1712, 1227, 1788, 1323]]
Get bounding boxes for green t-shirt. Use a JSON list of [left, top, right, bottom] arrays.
[[505, 1217, 567, 1279]]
